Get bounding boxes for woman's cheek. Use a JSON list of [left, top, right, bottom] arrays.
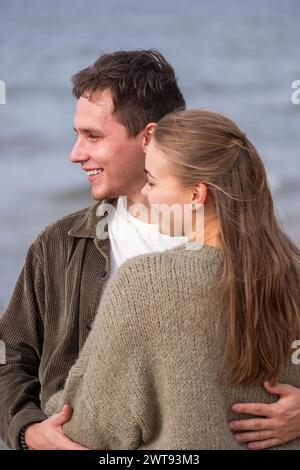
[[147, 188, 159, 205]]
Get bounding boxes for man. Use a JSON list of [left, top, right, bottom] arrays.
[[0, 49, 187, 450], [0, 49, 298, 451]]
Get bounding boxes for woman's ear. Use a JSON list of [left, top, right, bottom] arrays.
[[191, 183, 208, 209], [142, 123, 157, 152]]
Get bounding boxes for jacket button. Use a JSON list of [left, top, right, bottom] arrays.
[[100, 270, 107, 279], [86, 320, 93, 331]]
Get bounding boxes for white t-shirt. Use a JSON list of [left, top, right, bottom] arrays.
[[108, 196, 188, 279]]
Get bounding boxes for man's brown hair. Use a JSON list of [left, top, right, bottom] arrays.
[[72, 49, 186, 137]]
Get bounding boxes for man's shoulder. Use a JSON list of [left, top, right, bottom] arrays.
[[34, 202, 104, 250], [39, 205, 94, 238], [29, 198, 117, 259]]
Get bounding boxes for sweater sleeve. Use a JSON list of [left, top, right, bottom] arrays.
[[44, 262, 154, 450], [0, 238, 47, 449]]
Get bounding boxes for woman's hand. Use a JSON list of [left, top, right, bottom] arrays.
[[229, 382, 300, 450]]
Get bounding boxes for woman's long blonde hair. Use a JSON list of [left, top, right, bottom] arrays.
[[154, 109, 300, 386]]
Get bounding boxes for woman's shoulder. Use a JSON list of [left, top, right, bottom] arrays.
[[112, 242, 224, 290], [98, 243, 225, 347]]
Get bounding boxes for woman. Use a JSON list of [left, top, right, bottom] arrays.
[[45, 110, 300, 449]]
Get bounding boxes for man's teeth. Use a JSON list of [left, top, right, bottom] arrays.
[[87, 169, 102, 176]]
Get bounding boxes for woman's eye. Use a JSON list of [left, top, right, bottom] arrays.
[[147, 181, 154, 188]]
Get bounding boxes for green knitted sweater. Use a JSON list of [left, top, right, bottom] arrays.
[[44, 243, 300, 450]]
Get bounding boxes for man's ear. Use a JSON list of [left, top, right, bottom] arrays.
[[142, 122, 157, 152]]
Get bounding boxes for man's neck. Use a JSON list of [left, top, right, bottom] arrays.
[[123, 194, 153, 224], [126, 194, 148, 210]]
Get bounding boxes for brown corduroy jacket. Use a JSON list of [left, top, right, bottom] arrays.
[[0, 199, 115, 449]]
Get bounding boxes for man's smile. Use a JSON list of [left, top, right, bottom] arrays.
[[83, 168, 104, 181]]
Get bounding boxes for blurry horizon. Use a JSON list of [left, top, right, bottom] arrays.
[[0, 0, 300, 451], [1, 0, 299, 306]]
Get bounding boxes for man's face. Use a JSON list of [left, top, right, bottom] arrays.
[[70, 91, 147, 201]]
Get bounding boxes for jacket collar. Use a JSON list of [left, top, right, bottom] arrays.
[[67, 198, 117, 239]]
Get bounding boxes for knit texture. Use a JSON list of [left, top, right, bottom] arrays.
[[45, 243, 300, 450]]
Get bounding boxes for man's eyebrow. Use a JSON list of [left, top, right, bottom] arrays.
[[144, 169, 156, 179], [73, 126, 105, 136]]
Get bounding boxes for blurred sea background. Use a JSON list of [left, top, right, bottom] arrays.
[[0, 0, 299, 449]]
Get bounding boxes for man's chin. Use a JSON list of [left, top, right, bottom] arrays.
[[91, 187, 118, 201], [91, 187, 106, 201]]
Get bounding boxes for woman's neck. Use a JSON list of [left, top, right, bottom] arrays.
[[188, 208, 220, 248]]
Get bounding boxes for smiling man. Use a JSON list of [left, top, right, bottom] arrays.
[[0, 49, 188, 450], [1, 49, 300, 451], [72, 91, 147, 205]]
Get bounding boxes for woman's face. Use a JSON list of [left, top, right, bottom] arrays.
[[141, 139, 194, 237]]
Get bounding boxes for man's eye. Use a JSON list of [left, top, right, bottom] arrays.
[[89, 135, 100, 141], [147, 181, 154, 187]]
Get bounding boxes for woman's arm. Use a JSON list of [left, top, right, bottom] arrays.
[[229, 382, 300, 449], [44, 266, 152, 450]]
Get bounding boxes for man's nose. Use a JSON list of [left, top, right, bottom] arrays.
[[70, 137, 89, 163]]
